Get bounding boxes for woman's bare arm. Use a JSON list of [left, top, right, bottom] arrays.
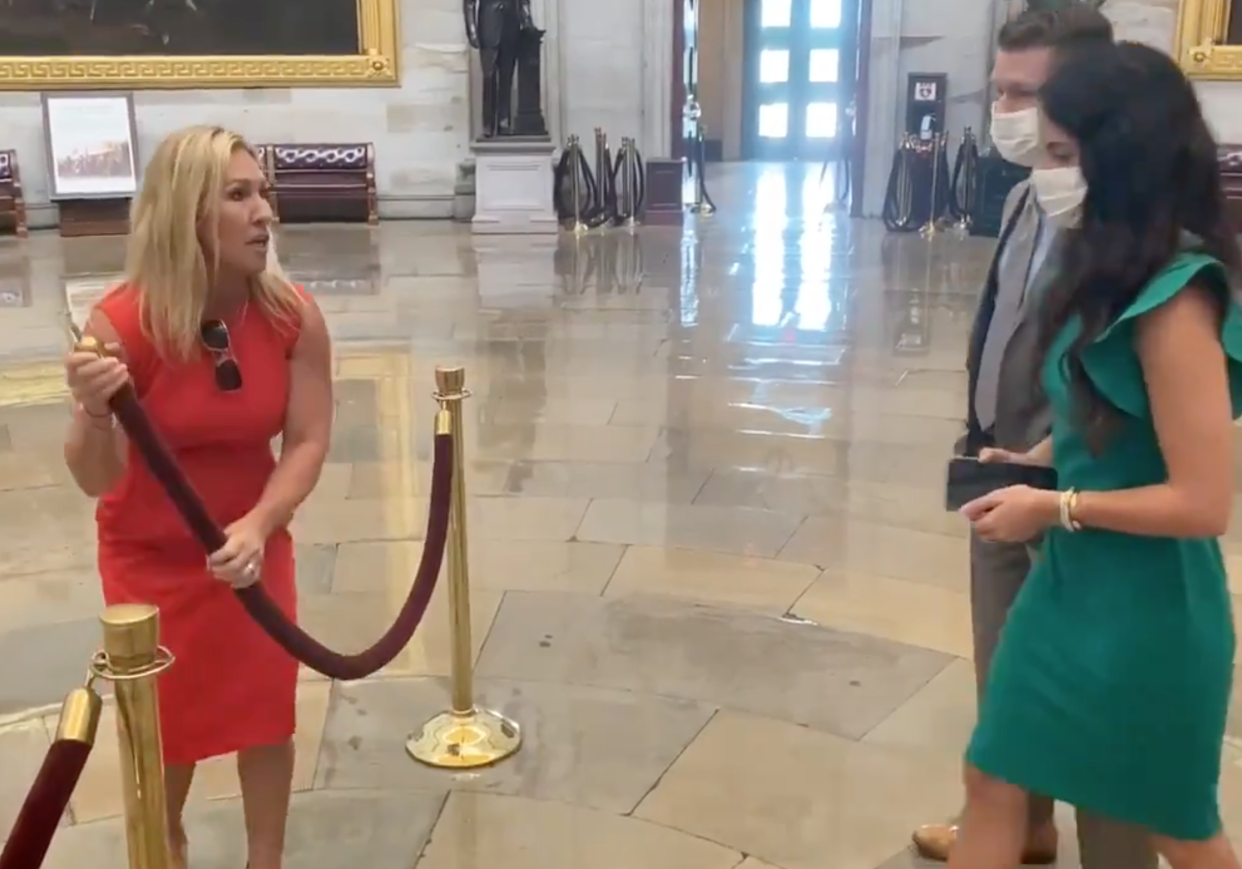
[[1071, 284, 1234, 538], [248, 299, 333, 534], [1024, 437, 1052, 465], [63, 310, 129, 497], [978, 437, 1051, 465]]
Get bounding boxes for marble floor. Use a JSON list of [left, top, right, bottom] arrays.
[[0, 163, 1238, 868]]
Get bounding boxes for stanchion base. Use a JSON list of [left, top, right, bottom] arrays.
[[406, 708, 522, 769], [689, 204, 716, 215]]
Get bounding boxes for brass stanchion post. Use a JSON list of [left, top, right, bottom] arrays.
[[622, 137, 640, 229], [407, 367, 522, 769], [920, 132, 945, 238], [594, 127, 610, 228], [56, 685, 103, 744], [689, 126, 716, 215], [568, 136, 588, 236], [99, 604, 172, 869], [954, 127, 977, 236]]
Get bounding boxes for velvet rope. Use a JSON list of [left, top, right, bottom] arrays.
[[0, 739, 93, 869], [106, 382, 452, 681]]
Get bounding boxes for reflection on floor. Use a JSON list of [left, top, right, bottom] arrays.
[[0, 163, 1236, 868]]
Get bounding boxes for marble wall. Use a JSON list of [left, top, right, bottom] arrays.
[[859, 0, 996, 217], [858, 0, 1241, 216], [2, 0, 472, 227], [555, 1, 646, 143], [7, 0, 1218, 229], [1097, 0, 1242, 143], [540, 0, 674, 157], [1103, 0, 1179, 49], [0, 0, 673, 229]]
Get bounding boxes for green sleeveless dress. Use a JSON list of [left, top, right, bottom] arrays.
[[967, 252, 1242, 840]]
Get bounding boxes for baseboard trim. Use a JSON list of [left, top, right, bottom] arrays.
[[22, 192, 462, 230], [24, 202, 56, 231], [375, 193, 456, 220]]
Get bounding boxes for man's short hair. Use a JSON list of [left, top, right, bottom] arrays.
[[996, 6, 1114, 54]]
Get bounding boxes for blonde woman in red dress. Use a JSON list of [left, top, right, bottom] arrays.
[[62, 125, 333, 869]]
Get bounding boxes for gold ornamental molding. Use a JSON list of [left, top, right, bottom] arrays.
[[0, 359, 68, 408], [1176, 0, 1242, 79], [0, 0, 400, 91]]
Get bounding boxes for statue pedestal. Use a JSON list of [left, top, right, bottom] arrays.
[[471, 137, 558, 235]]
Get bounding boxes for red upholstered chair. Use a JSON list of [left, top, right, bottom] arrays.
[[268, 143, 378, 226], [1218, 146, 1242, 233], [0, 150, 29, 238]]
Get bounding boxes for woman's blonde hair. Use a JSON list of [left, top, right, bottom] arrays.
[[125, 125, 302, 360]]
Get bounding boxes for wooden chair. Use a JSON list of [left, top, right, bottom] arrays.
[[1219, 146, 1242, 233], [265, 143, 378, 225], [0, 150, 29, 238]]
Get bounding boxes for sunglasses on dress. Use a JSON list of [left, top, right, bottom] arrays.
[[200, 320, 242, 391]]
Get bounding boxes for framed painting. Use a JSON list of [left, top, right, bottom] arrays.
[[0, 0, 400, 90], [42, 93, 139, 199], [1177, 0, 1242, 79]]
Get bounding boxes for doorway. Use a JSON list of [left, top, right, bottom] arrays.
[[741, 0, 858, 162]]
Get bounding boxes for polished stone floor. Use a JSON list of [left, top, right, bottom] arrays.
[[0, 163, 1238, 868]]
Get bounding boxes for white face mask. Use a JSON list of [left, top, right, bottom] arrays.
[[1030, 166, 1086, 228], [990, 103, 1042, 167]]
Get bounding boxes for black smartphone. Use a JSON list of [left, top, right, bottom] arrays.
[[945, 457, 1058, 511]]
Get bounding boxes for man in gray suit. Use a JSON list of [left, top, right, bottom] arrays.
[[911, 9, 1157, 869]]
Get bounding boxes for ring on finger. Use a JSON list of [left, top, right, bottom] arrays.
[[243, 559, 261, 580]]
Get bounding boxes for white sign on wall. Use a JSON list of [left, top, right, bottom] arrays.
[[41, 93, 139, 200]]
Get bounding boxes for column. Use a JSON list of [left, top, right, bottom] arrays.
[[531, 0, 565, 143], [641, 0, 675, 157], [860, 0, 906, 217]]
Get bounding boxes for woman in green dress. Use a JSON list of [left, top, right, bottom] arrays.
[[951, 42, 1242, 869]]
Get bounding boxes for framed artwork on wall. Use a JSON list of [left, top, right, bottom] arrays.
[[42, 93, 139, 199], [1022, 0, 1104, 10], [0, 0, 400, 90], [1177, 0, 1242, 79]]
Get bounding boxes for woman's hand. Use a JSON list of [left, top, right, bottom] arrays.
[[961, 485, 1061, 542], [65, 344, 129, 417], [207, 512, 272, 588], [979, 447, 1039, 466]]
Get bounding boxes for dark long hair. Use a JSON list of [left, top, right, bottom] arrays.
[[1037, 41, 1240, 448]]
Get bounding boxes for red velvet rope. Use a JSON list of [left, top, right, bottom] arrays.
[[106, 383, 452, 681], [0, 738, 92, 869]]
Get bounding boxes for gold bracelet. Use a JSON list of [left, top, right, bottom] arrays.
[[1059, 488, 1082, 532], [1058, 489, 1074, 532]]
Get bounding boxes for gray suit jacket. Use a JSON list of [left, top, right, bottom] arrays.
[[962, 181, 1057, 454]]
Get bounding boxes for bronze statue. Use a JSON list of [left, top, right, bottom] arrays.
[[464, 0, 536, 137], [512, 24, 547, 136]]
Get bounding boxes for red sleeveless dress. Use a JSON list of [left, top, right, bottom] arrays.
[[94, 286, 301, 765]]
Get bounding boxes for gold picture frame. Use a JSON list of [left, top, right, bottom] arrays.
[[0, 0, 400, 91], [1176, 0, 1242, 79]]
